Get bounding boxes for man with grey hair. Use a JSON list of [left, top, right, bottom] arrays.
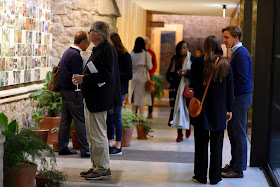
[[73, 21, 121, 180]]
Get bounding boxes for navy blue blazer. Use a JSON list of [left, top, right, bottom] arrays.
[[190, 56, 234, 131]]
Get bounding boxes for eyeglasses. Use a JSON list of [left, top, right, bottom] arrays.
[[88, 29, 96, 34]]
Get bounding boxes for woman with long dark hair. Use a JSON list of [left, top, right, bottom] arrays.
[[166, 41, 194, 142], [190, 35, 234, 184], [129, 37, 153, 116], [107, 33, 133, 155]]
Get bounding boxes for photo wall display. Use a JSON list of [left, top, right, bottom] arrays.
[[0, 0, 53, 87]]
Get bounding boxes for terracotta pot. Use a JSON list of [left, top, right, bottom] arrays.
[[52, 139, 59, 152], [4, 162, 37, 187], [121, 127, 134, 147], [32, 129, 49, 143], [70, 130, 79, 149], [40, 116, 61, 144], [136, 125, 147, 140]]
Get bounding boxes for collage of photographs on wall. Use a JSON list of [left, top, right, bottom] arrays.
[[0, 0, 53, 87]]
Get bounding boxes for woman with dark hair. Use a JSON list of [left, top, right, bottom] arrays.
[[166, 41, 195, 142], [190, 35, 234, 184], [129, 37, 153, 116], [107, 33, 133, 155]]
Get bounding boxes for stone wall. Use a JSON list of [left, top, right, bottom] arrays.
[[51, 0, 120, 64], [153, 14, 230, 54], [0, 0, 121, 128]]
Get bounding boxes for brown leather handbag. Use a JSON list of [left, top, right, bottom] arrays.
[[189, 57, 220, 117], [48, 62, 60, 92]]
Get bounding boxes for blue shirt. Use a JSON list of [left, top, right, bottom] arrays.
[[230, 46, 253, 96]]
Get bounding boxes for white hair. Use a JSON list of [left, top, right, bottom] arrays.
[[143, 37, 150, 44]]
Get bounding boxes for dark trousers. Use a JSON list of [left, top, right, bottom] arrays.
[[148, 91, 155, 114], [228, 93, 252, 171], [194, 125, 224, 184], [107, 95, 125, 141], [59, 89, 89, 154]]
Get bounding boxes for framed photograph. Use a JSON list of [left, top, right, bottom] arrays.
[[0, 0, 3, 13], [0, 71, 4, 87], [7, 57, 13, 71], [18, 29, 22, 43], [1, 57, 5, 71], [11, 1, 15, 15], [23, 4, 26, 17], [14, 43, 18, 56], [27, 56, 32, 69], [1, 43, 5, 57], [34, 68, 40, 81], [13, 58, 17, 70], [24, 69, 31, 82], [4, 71, 9, 86]]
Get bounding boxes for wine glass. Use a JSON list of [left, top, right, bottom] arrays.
[[72, 74, 81, 91]]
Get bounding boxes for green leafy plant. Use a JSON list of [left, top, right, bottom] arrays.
[[31, 109, 44, 129], [29, 71, 62, 117], [136, 114, 153, 137], [0, 113, 56, 171], [36, 168, 67, 187], [152, 74, 164, 100], [122, 106, 136, 130]]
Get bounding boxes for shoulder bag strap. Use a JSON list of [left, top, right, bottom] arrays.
[[145, 51, 149, 81], [200, 57, 220, 107]]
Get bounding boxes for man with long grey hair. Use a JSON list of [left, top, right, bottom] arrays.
[[73, 21, 121, 180]]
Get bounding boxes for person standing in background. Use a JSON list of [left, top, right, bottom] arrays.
[[166, 41, 194, 142], [144, 37, 157, 119], [107, 32, 133, 155], [129, 37, 153, 116], [58, 31, 90, 158], [221, 25, 253, 178], [195, 48, 203, 57]]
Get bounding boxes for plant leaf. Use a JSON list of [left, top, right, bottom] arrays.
[[0, 113, 8, 132]]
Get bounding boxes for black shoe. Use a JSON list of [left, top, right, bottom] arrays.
[[191, 176, 207, 184], [59, 149, 77, 155], [210, 179, 223, 185], [81, 152, 90, 158], [110, 147, 122, 155]]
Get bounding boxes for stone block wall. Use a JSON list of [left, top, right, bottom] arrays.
[[153, 14, 230, 54], [51, 0, 120, 64]]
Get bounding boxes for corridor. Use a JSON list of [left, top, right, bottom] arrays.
[[56, 105, 269, 187]]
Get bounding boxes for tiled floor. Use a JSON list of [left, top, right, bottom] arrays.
[[56, 105, 269, 187]]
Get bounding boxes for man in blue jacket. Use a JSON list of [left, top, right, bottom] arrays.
[[221, 26, 253, 178], [58, 31, 90, 157]]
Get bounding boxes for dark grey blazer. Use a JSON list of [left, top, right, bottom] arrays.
[[82, 41, 122, 113]]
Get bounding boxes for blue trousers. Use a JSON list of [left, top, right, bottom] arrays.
[[106, 95, 125, 141], [227, 93, 252, 172]]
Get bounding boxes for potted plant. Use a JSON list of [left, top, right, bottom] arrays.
[[70, 120, 79, 149], [152, 74, 164, 100], [29, 71, 62, 144], [121, 106, 136, 147], [36, 168, 67, 187], [31, 109, 49, 142], [0, 113, 56, 187], [136, 114, 153, 140]]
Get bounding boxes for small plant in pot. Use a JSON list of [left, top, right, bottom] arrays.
[[135, 114, 153, 140], [36, 167, 67, 187], [29, 71, 62, 144], [31, 109, 49, 143], [121, 106, 136, 147]]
